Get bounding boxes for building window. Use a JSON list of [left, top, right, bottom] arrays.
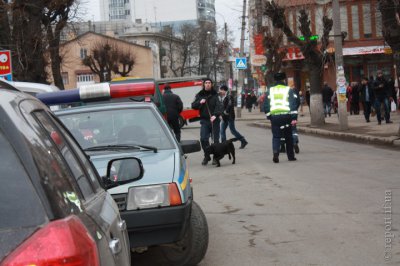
[[340, 5, 348, 35], [77, 74, 94, 83], [351, 5, 359, 39], [375, 7, 382, 37], [145, 40, 150, 47], [363, 3, 372, 38], [80, 48, 87, 59], [62, 72, 69, 85]]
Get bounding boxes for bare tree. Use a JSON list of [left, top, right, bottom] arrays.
[[83, 40, 137, 81], [262, 25, 287, 86], [113, 50, 136, 77], [379, 0, 400, 81], [263, 0, 333, 127], [163, 23, 197, 77], [41, 0, 78, 90], [1, 0, 48, 82], [82, 41, 118, 82]]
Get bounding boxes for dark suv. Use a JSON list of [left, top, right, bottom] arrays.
[[0, 82, 135, 265]]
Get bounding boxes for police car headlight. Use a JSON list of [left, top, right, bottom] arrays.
[[126, 183, 182, 210]]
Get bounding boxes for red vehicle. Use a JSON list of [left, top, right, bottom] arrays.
[[157, 76, 205, 128]]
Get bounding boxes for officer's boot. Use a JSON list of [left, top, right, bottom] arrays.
[[273, 153, 279, 163]]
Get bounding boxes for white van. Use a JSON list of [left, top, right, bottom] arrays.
[[0, 79, 61, 110], [3, 81, 60, 96]]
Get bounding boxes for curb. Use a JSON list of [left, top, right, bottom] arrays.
[[250, 121, 400, 148]]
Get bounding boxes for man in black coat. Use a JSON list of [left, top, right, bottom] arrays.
[[322, 82, 333, 117], [191, 78, 223, 165], [163, 84, 183, 141], [373, 70, 392, 124], [360, 77, 374, 123]]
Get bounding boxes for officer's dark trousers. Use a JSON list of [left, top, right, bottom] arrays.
[[270, 114, 295, 159], [168, 118, 181, 142], [200, 118, 220, 158]]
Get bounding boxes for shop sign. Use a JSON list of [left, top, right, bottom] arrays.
[[251, 55, 267, 66], [342, 46, 386, 56], [282, 47, 304, 61]]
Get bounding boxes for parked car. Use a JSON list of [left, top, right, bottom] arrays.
[[0, 80, 136, 265], [49, 85, 209, 265]]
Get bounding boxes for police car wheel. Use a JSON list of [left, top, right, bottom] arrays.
[[162, 201, 209, 266], [178, 116, 185, 129]]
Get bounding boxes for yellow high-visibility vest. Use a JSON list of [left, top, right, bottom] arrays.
[[270, 84, 290, 115]]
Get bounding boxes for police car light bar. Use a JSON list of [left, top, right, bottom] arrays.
[[37, 82, 156, 105]]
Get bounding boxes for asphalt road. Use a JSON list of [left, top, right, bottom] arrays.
[[133, 120, 400, 266]]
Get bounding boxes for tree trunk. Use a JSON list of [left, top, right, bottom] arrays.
[[308, 63, 325, 127]]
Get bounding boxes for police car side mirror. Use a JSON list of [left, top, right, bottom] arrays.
[[103, 157, 144, 189], [180, 140, 201, 154]]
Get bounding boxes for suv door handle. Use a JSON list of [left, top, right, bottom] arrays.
[[109, 238, 122, 255], [118, 220, 126, 231]]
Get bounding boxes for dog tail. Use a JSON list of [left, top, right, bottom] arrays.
[[228, 137, 240, 142]]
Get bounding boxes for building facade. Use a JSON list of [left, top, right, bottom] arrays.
[[250, 0, 391, 91], [55, 32, 153, 89]]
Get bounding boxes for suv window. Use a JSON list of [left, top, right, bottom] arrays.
[[0, 130, 46, 228], [33, 111, 99, 199]]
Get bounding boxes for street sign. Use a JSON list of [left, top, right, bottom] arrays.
[[235, 57, 247, 69], [0, 50, 12, 81]]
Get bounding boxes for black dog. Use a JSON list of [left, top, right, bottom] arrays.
[[204, 138, 239, 167]]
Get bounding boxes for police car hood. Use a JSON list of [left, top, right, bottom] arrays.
[[88, 149, 177, 194]]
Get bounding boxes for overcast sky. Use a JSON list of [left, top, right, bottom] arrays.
[[80, 0, 247, 47]]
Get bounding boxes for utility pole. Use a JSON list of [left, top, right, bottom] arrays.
[[332, 0, 348, 130], [224, 22, 230, 87], [237, 0, 247, 118]]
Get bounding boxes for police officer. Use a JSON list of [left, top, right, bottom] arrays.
[[191, 78, 223, 165], [264, 72, 297, 163], [162, 83, 183, 142]]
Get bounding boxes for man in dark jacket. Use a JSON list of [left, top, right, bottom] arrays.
[[191, 78, 223, 165], [163, 84, 183, 141], [373, 70, 392, 124], [219, 85, 248, 149], [322, 82, 333, 117], [360, 77, 374, 123]]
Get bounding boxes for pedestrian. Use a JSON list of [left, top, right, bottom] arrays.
[[305, 85, 311, 113], [322, 82, 333, 117], [346, 84, 353, 114], [264, 72, 297, 163], [360, 77, 374, 123], [373, 70, 392, 124], [162, 83, 183, 142], [219, 85, 248, 149], [191, 78, 223, 165], [351, 82, 360, 115]]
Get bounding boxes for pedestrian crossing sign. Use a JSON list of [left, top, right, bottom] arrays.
[[235, 58, 247, 69]]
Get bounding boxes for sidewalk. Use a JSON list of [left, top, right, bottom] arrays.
[[236, 106, 400, 148]]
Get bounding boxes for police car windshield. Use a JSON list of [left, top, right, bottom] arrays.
[[58, 108, 174, 150]]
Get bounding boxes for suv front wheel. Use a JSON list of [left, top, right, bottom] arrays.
[[163, 201, 209, 265]]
